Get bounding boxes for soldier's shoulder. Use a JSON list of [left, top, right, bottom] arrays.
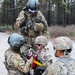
[[38, 10, 42, 13], [51, 60, 64, 70], [7, 52, 20, 60], [10, 53, 21, 58], [7, 52, 23, 67], [7, 53, 22, 65], [5, 47, 12, 56], [37, 11, 43, 15], [19, 10, 25, 15], [42, 65, 53, 75]]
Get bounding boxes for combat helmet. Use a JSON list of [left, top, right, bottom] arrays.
[[26, 0, 40, 10], [35, 36, 48, 46], [53, 36, 72, 50], [8, 33, 26, 50], [23, 0, 40, 16]]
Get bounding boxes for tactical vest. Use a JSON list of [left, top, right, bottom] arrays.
[[19, 10, 49, 49], [20, 11, 41, 36], [4, 48, 26, 75], [20, 12, 42, 48], [56, 56, 75, 75]]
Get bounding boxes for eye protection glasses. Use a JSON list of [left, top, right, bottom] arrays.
[[36, 44, 41, 46]]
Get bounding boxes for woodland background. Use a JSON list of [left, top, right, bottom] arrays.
[[0, 0, 75, 28], [0, 0, 75, 38]]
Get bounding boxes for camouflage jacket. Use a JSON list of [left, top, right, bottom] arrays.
[[14, 10, 50, 46], [36, 48, 52, 68], [4, 47, 33, 75], [42, 55, 75, 75]]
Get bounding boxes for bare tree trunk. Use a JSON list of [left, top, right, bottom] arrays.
[[10, 0, 15, 29]]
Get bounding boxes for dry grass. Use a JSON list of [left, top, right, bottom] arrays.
[[49, 25, 75, 38], [5, 29, 19, 34], [5, 25, 75, 40]]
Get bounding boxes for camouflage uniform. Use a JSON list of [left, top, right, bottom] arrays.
[[42, 55, 75, 75], [36, 49, 52, 68], [14, 10, 50, 47], [4, 47, 33, 75], [35, 36, 52, 68], [33, 36, 52, 75], [42, 36, 75, 75]]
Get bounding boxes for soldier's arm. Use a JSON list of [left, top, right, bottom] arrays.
[[7, 53, 33, 73], [37, 11, 48, 27], [42, 65, 53, 75], [16, 10, 25, 21], [37, 11, 50, 39], [42, 54, 52, 68], [14, 10, 26, 27], [43, 62, 63, 75]]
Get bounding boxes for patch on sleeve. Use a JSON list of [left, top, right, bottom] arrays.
[[43, 69, 48, 75]]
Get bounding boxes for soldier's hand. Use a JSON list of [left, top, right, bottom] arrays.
[[27, 57, 33, 69], [28, 48, 34, 57], [27, 57, 33, 64]]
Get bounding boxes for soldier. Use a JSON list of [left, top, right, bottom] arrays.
[[4, 33, 33, 75], [34, 36, 52, 75], [42, 36, 75, 75], [14, 0, 50, 48], [35, 36, 52, 67]]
